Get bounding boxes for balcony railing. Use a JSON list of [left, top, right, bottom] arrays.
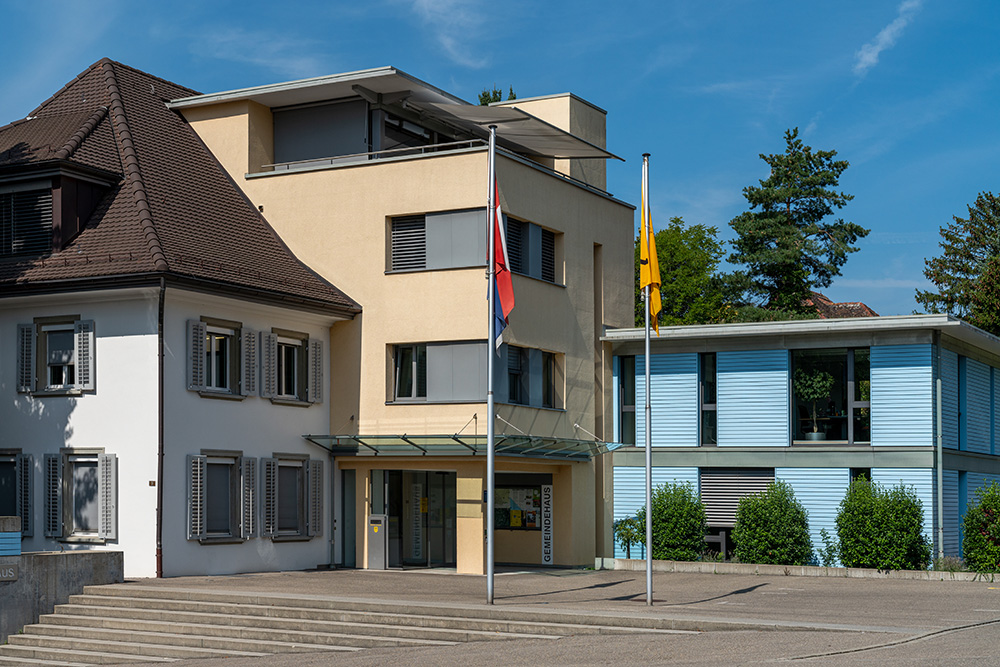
[[262, 139, 487, 172]]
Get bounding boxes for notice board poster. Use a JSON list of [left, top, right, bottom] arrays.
[[494, 486, 541, 530]]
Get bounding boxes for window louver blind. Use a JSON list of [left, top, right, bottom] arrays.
[[1, 190, 52, 257], [699, 468, 774, 527], [541, 229, 555, 283], [505, 219, 524, 274], [391, 216, 426, 270]]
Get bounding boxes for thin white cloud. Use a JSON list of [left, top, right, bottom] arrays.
[[410, 0, 489, 69], [853, 0, 923, 76], [191, 27, 327, 80]]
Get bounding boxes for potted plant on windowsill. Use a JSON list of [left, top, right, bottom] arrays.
[[794, 367, 836, 440]]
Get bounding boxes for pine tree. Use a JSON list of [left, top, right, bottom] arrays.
[[729, 128, 868, 313], [915, 192, 1000, 319]]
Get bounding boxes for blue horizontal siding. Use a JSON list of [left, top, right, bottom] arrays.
[[871, 468, 935, 557], [636, 354, 698, 447], [942, 470, 959, 558], [0, 532, 20, 556], [612, 466, 699, 558], [966, 359, 991, 454], [968, 473, 1000, 501], [871, 345, 934, 446], [717, 350, 789, 447], [941, 349, 959, 450], [776, 468, 849, 566]]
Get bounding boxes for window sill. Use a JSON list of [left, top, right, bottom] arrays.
[[197, 390, 246, 402], [58, 535, 106, 545], [30, 389, 85, 397], [197, 536, 245, 545], [269, 534, 311, 543], [270, 397, 312, 408]]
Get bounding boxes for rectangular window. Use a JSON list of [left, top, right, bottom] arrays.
[[504, 217, 560, 284], [187, 453, 257, 541], [792, 348, 870, 444], [0, 188, 53, 257], [395, 344, 428, 399], [0, 453, 32, 537], [700, 468, 774, 528], [619, 356, 636, 445], [508, 346, 529, 405], [542, 351, 555, 409], [188, 319, 269, 400], [45, 450, 116, 541], [700, 353, 718, 446], [17, 318, 95, 394], [505, 219, 525, 274], [262, 457, 322, 540], [390, 215, 426, 271], [205, 326, 233, 391]]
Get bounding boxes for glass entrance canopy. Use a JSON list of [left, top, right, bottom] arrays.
[[303, 434, 607, 462]]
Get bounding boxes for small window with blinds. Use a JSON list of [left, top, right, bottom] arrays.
[[17, 318, 95, 395], [541, 229, 555, 283], [0, 189, 53, 257], [44, 449, 117, 541], [504, 217, 559, 284], [505, 218, 525, 274], [390, 215, 426, 271], [699, 468, 774, 528], [187, 452, 257, 542]]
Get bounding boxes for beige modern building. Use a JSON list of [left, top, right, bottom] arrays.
[[170, 68, 634, 573]]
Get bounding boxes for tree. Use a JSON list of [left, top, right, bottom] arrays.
[[732, 480, 812, 566], [638, 482, 708, 561], [915, 192, 1000, 323], [729, 128, 869, 314], [634, 217, 731, 327], [478, 86, 516, 106]]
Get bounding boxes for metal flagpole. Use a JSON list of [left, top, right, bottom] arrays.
[[643, 154, 653, 606], [486, 125, 497, 605]]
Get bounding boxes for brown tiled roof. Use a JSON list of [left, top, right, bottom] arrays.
[[0, 59, 359, 316], [805, 292, 879, 319]]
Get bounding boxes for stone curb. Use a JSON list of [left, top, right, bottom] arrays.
[[596, 557, 997, 582]]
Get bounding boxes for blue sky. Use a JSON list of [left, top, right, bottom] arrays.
[[2, 0, 998, 316]]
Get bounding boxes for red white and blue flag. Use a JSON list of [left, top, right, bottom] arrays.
[[492, 178, 514, 349]]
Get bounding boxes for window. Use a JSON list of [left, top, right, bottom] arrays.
[[508, 346, 529, 405], [261, 331, 322, 404], [618, 356, 636, 445], [0, 452, 32, 537], [504, 217, 559, 284], [17, 318, 95, 394], [390, 215, 426, 271], [261, 456, 323, 539], [44, 449, 116, 541], [700, 353, 717, 446], [700, 468, 774, 528], [187, 453, 256, 541], [188, 318, 254, 397], [542, 352, 556, 409], [205, 326, 234, 391], [394, 344, 427, 400], [792, 348, 870, 444], [1, 188, 53, 257]]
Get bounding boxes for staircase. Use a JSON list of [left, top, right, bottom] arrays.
[[0, 583, 689, 665]]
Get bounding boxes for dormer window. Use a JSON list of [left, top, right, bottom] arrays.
[[0, 186, 52, 257]]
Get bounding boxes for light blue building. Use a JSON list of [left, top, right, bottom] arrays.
[[607, 315, 1000, 563]]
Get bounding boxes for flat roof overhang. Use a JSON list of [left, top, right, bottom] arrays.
[[303, 434, 608, 462]]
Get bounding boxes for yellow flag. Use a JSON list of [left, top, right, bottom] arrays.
[[639, 170, 661, 333]]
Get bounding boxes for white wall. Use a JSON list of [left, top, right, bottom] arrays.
[[160, 289, 338, 577], [0, 288, 160, 577]]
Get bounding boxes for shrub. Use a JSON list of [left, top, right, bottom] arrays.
[[962, 481, 1000, 572], [613, 515, 643, 559], [837, 479, 931, 570], [732, 480, 812, 565], [635, 482, 707, 561]]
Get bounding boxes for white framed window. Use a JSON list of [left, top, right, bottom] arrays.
[[261, 332, 321, 404], [17, 318, 95, 394], [44, 449, 116, 541], [0, 451, 33, 537], [187, 319, 257, 398], [187, 452, 257, 542], [261, 456, 322, 540], [394, 344, 427, 400]]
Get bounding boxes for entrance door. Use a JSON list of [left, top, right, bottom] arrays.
[[370, 470, 456, 567]]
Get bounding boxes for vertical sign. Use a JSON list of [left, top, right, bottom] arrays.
[[411, 483, 423, 559], [541, 484, 553, 565]]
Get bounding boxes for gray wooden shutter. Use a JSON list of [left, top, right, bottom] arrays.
[[44, 454, 62, 537], [307, 459, 323, 537], [240, 456, 257, 539], [16, 454, 33, 537], [308, 339, 323, 404], [98, 453, 117, 540], [17, 323, 35, 393], [261, 458, 278, 537], [187, 320, 207, 391], [260, 333, 278, 399], [187, 454, 207, 540], [74, 319, 96, 391], [241, 328, 257, 396]]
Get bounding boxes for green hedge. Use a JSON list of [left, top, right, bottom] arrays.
[[732, 480, 812, 565], [836, 479, 930, 570], [635, 482, 707, 561], [962, 482, 1000, 572]]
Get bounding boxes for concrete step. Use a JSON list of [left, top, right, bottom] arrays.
[[5, 633, 269, 660], [42, 612, 459, 649], [24, 621, 359, 654], [0, 643, 174, 664], [0, 655, 93, 667], [66, 594, 570, 639]]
